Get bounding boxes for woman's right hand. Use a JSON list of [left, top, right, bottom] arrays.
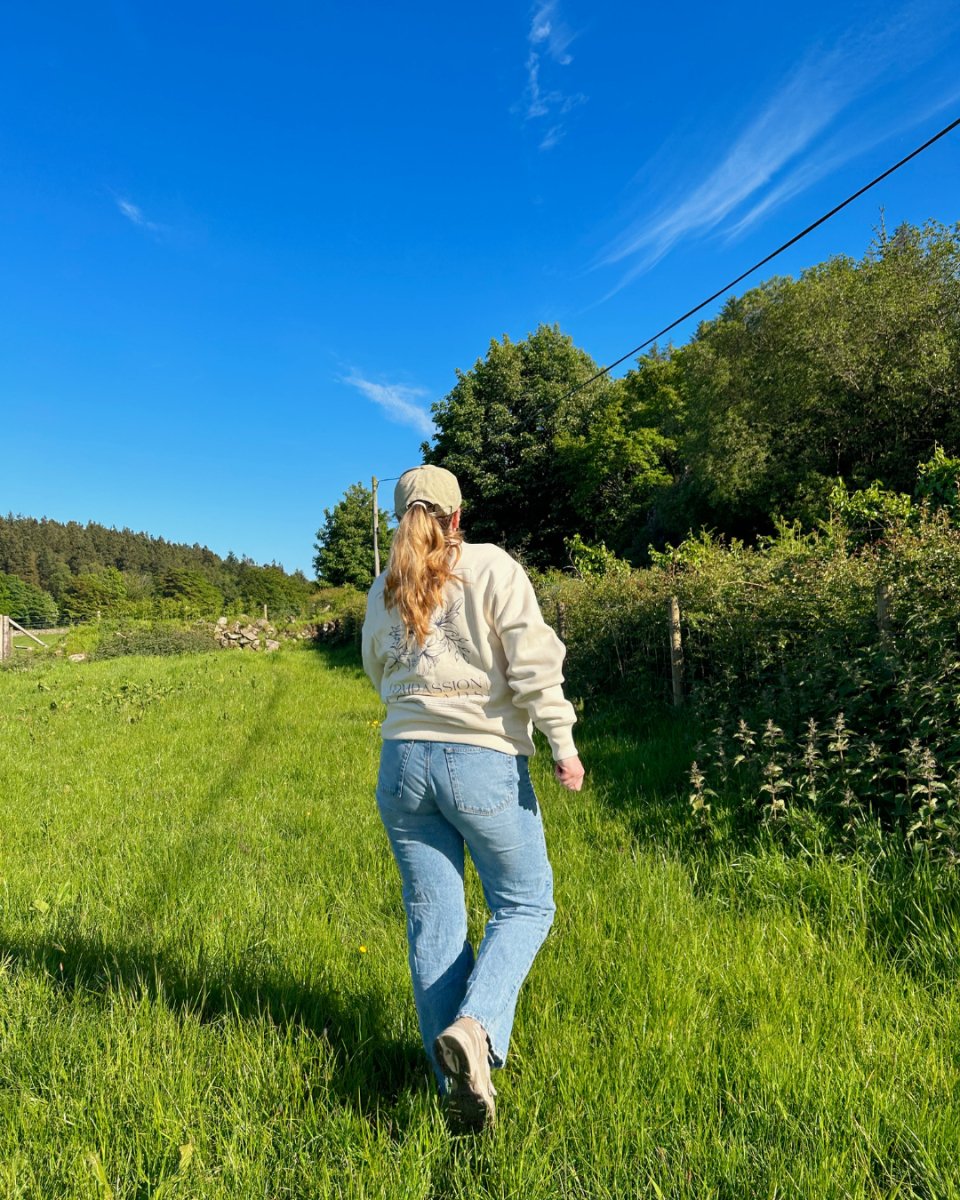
[[554, 755, 585, 791]]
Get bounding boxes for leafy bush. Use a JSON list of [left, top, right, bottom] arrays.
[[824, 479, 914, 547], [61, 566, 128, 621], [306, 586, 368, 648], [93, 625, 216, 660], [916, 444, 960, 520], [157, 568, 224, 616], [538, 505, 960, 854], [563, 534, 632, 579], [537, 569, 674, 704]]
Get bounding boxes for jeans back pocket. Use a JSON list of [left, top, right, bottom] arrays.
[[443, 745, 517, 815]]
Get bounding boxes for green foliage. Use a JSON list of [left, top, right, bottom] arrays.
[[424, 324, 610, 568], [61, 566, 128, 621], [825, 478, 914, 546], [158, 568, 224, 616], [0, 571, 58, 626], [235, 563, 313, 617], [422, 224, 960, 563], [916, 444, 960, 520], [326, 588, 368, 646], [563, 534, 632, 579], [93, 624, 217, 660], [311, 585, 364, 616], [0, 514, 313, 621], [555, 362, 675, 560], [537, 568, 669, 703], [637, 220, 960, 542], [313, 482, 391, 588], [540, 506, 960, 854], [310, 585, 368, 648]]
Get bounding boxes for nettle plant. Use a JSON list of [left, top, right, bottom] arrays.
[[690, 710, 960, 861]]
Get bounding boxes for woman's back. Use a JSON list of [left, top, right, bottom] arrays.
[[363, 540, 577, 761]]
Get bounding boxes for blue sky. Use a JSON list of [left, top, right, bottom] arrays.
[[2, 1, 958, 575]]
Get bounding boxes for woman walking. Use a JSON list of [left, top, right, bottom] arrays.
[[362, 465, 584, 1133]]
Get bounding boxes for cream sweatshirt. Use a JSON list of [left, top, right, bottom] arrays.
[[361, 541, 577, 760]]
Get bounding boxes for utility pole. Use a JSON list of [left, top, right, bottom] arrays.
[[372, 475, 380, 578]]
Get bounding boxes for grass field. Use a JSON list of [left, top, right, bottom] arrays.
[[1, 646, 958, 1198]]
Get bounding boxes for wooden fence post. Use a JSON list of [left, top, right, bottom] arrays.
[[876, 582, 892, 637], [668, 595, 683, 706], [0, 615, 11, 663]]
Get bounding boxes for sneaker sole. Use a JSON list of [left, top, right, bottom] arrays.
[[434, 1031, 496, 1134]]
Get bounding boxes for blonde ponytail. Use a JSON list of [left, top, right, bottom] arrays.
[[384, 504, 463, 645]]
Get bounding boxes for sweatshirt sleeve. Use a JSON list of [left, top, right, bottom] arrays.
[[492, 561, 578, 761], [361, 587, 384, 695]]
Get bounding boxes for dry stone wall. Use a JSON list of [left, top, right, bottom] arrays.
[[216, 617, 298, 651]]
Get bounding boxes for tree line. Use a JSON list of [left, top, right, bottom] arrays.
[[0, 515, 312, 624], [316, 219, 960, 584]]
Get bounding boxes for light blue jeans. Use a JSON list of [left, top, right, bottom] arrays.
[[376, 739, 555, 1087]]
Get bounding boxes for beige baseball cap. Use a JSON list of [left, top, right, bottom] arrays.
[[394, 465, 462, 519]]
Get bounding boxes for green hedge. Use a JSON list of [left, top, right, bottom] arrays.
[[536, 514, 960, 855], [92, 626, 217, 660]]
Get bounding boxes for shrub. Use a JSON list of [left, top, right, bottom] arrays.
[[538, 508, 960, 855], [916, 444, 960, 521], [825, 478, 914, 546], [314, 588, 367, 646], [536, 569, 674, 704], [563, 534, 632, 579], [93, 625, 216, 660]]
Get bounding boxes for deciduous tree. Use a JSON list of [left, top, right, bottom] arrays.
[[423, 324, 608, 568], [314, 483, 392, 588]]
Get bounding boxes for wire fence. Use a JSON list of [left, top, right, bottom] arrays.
[[537, 558, 953, 721]]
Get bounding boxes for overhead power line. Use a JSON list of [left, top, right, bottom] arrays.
[[563, 113, 960, 403]]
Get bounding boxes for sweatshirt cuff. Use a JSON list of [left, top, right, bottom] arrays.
[[547, 729, 578, 762]]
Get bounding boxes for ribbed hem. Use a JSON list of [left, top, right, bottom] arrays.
[[380, 727, 526, 756], [546, 729, 578, 762], [380, 702, 577, 763]]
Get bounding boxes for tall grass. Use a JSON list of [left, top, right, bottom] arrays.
[[0, 648, 957, 1197]]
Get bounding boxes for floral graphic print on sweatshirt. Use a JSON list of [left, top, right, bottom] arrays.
[[362, 541, 578, 760], [386, 598, 472, 675]]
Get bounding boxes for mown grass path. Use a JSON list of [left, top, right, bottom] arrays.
[[1, 648, 958, 1198]]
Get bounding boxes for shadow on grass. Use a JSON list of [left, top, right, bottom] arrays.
[[1, 647, 430, 1127], [572, 695, 703, 845], [308, 639, 368, 679], [0, 925, 429, 1122]]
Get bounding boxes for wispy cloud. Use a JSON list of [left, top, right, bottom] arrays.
[[530, 0, 574, 64], [597, 2, 958, 295], [726, 84, 960, 241], [343, 373, 434, 436], [518, 1, 586, 150], [114, 195, 163, 234]]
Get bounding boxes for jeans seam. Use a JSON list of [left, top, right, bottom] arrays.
[[394, 740, 415, 803]]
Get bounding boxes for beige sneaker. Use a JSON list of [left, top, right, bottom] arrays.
[[433, 1017, 497, 1133]]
